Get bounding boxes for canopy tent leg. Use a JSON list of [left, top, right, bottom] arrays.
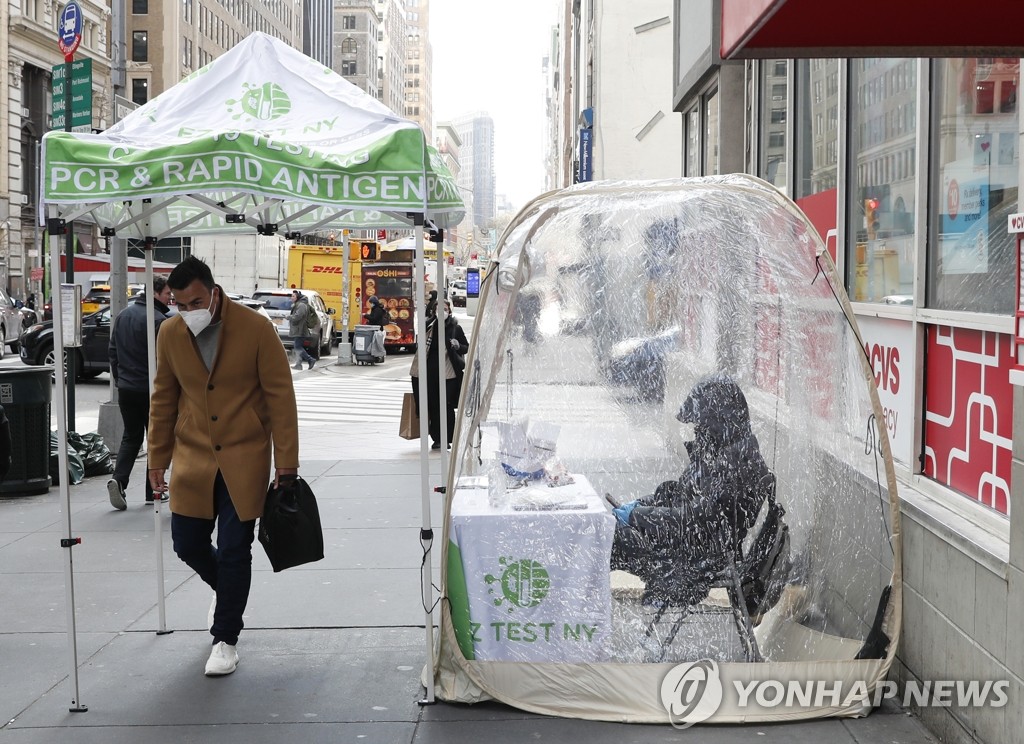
[[48, 211, 87, 712], [144, 242, 171, 635], [434, 228, 449, 489], [414, 219, 437, 705]]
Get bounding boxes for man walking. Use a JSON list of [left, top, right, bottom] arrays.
[[107, 277, 172, 509], [288, 289, 316, 370], [148, 256, 299, 677]]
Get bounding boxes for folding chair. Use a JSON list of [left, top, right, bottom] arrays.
[[641, 474, 791, 663]]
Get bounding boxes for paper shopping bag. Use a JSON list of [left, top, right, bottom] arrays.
[[399, 392, 419, 440]]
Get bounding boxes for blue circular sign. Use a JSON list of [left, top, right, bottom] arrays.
[[57, 1, 83, 56]]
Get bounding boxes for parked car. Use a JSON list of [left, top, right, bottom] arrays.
[[251, 288, 334, 355], [18, 306, 112, 379], [226, 293, 273, 323], [449, 279, 467, 308], [0, 286, 23, 359]]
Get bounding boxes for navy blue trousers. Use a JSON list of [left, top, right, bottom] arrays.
[[171, 471, 256, 646]]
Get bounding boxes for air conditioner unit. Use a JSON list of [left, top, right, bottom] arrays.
[[19, 194, 30, 205], [21, 107, 29, 118]]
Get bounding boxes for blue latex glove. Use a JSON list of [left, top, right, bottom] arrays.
[[613, 501, 638, 526]]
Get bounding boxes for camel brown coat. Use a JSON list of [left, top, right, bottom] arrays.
[[148, 291, 299, 521]]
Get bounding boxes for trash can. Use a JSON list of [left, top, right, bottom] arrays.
[[0, 367, 53, 495], [352, 324, 385, 365]]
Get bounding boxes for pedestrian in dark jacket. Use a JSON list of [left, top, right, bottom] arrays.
[[409, 300, 468, 450], [106, 277, 172, 509], [610, 374, 772, 603], [424, 290, 438, 320], [363, 296, 389, 328], [287, 291, 316, 370]]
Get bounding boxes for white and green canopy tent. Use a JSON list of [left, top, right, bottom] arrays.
[[40, 31, 463, 709]]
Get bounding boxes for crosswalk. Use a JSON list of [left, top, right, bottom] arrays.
[[292, 374, 409, 425]]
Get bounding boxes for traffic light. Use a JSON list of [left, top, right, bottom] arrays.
[[864, 198, 880, 240]]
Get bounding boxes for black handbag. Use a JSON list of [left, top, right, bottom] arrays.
[[448, 347, 466, 374], [258, 475, 325, 572]]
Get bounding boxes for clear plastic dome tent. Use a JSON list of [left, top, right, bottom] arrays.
[[433, 176, 902, 724]]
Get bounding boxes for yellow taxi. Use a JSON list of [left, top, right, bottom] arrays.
[[81, 285, 113, 315]]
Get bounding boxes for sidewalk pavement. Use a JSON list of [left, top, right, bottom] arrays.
[[0, 366, 939, 742]]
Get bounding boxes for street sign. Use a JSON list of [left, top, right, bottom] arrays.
[[113, 94, 139, 123], [57, 1, 83, 59], [52, 58, 92, 132]]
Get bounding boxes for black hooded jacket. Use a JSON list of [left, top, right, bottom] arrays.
[[365, 301, 389, 328], [109, 294, 171, 392], [626, 375, 771, 555]]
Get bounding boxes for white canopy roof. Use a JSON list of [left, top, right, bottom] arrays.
[[41, 32, 464, 239]]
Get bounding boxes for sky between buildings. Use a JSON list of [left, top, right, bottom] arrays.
[[431, 0, 555, 212]]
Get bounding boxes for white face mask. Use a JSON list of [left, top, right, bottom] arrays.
[[180, 289, 216, 336], [444, 310, 451, 320]]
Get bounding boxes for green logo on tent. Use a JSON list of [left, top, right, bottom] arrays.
[[226, 82, 291, 122], [485, 557, 550, 611]]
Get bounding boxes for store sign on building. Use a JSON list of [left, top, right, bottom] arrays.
[[577, 129, 592, 183], [857, 316, 914, 465]]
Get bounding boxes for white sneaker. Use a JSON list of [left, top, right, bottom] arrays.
[[204, 641, 238, 676], [106, 479, 127, 511], [207, 593, 217, 632]]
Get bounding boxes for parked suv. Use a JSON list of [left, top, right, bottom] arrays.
[[251, 288, 334, 355]]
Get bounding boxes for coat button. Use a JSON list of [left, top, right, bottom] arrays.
[[208, 384, 214, 390], [211, 415, 218, 421], [215, 445, 222, 451]]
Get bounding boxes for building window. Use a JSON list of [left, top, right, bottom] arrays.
[[794, 59, 839, 210], [703, 88, 720, 176], [847, 58, 917, 304], [685, 106, 699, 176], [759, 60, 788, 191], [342, 14, 356, 29], [341, 60, 357, 76], [132, 31, 148, 62], [927, 58, 1019, 313], [131, 78, 149, 105], [341, 38, 357, 54], [132, 0, 148, 13]]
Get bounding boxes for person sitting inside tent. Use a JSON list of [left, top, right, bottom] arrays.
[[610, 374, 773, 606]]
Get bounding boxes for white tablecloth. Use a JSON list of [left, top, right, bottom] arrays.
[[448, 474, 616, 662]]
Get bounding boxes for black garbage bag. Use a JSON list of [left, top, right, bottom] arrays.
[[74, 432, 114, 477], [49, 433, 85, 486]]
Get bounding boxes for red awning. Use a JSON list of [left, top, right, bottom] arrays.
[[721, 0, 1024, 60]]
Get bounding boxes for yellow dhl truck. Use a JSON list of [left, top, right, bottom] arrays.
[[286, 241, 419, 350]]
